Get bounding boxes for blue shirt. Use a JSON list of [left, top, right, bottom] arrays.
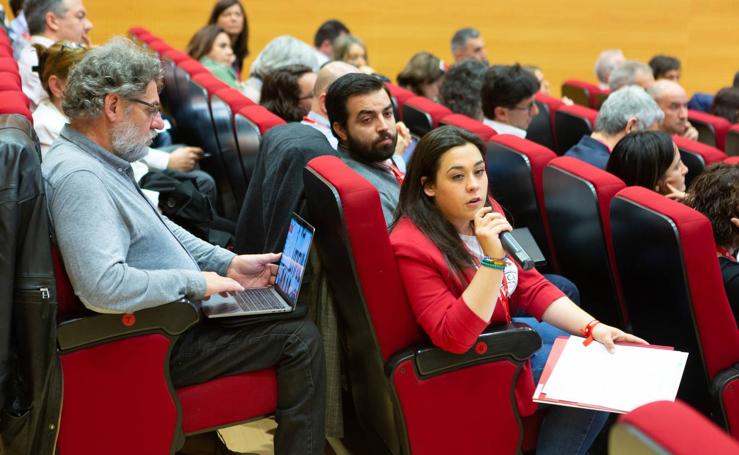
[[564, 135, 611, 170]]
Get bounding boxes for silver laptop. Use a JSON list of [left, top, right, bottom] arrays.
[[202, 214, 314, 318]]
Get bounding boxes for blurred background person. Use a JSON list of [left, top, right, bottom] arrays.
[[187, 24, 240, 88], [206, 0, 248, 75], [260, 64, 317, 122], [333, 34, 373, 74], [649, 54, 681, 82], [594, 49, 625, 89], [439, 59, 487, 121], [396, 52, 445, 102], [648, 79, 699, 140], [312, 18, 349, 65], [709, 87, 739, 124], [450, 27, 487, 64]]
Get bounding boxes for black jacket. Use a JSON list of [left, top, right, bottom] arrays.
[[0, 114, 61, 454]]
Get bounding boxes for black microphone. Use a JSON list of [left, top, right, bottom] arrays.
[[499, 231, 535, 271]]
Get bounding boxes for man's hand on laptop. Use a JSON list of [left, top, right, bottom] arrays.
[[203, 272, 244, 297], [226, 253, 281, 288]]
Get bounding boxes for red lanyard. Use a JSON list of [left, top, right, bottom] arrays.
[[717, 246, 736, 262], [384, 161, 405, 185]]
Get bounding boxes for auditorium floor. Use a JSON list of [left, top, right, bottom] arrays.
[[218, 418, 351, 454]]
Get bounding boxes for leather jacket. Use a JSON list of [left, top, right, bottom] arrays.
[[0, 114, 61, 455]]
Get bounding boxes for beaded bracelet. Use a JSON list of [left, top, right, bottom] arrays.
[[481, 255, 507, 270]]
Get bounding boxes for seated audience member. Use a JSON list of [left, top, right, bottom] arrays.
[[242, 35, 319, 103], [450, 27, 488, 64], [34, 41, 209, 207], [684, 164, 739, 323], [648, 79, 700, 140], [187, 24, 240, 89], [649, 54, 681, 82], [43, 38, 326, 455], [594, 49, 625, 90], [481, 63, 539, 137], [439, 59, 487, 121], [608, 61, 655, 91], [396, 52, 446, 102], [8, 0, 30, 54], [260, 64, 317, 122], [523, 64, 573, 105], [302, 61, 359, 148], [332, 34, 373, 74], [606, 131, 688, 200], [565, 86, 663, 169], [390, 125, 645, 454], [17, 0, 93, 110], [313, 19, 349, 66], [709, 87, 739, 124], [206, 0, 248, 74]]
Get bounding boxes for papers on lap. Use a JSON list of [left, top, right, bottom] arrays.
[[533, 336, 688, 414]]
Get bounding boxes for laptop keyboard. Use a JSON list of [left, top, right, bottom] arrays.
[[233, 288, 286, 312]]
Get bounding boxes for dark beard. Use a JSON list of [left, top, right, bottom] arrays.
[[345, 130, 398, 164]]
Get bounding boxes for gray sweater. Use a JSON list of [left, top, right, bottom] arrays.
[[43, 125, 235, 314]]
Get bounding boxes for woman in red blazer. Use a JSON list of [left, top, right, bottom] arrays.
[[389, 125, 646, 455]]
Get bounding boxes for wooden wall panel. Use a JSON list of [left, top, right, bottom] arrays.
[[3, 0, 737, 97]]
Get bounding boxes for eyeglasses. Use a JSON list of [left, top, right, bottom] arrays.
[[128, 98, 162, 119], [509, 101, 537, 113]]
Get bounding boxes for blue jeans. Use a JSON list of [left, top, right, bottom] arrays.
[[513, 317, 609, 455]]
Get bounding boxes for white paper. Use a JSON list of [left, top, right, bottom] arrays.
[[539, 336, 688, 413]]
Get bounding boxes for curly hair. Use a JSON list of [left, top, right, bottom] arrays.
[[260, 64, 313, 122], [439, 59, 487, 121], [685, 163, 739, 249], [62, 37, 162, 120]]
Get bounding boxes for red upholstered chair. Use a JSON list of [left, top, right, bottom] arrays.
[[530, 93, 564, 151], [593, 89, 610, 110], [230, 106, 284, 194], [402, 96, 452, 138], [688, 110, 732, 150], [610, 187, 739, 431], [672, 135, 727, 187], [439, 113, 496, 141], [146, 39, 171, 55], [724, 156, 739, 165], [486, 135, 559, 271], [237, 105, 286, 135], [385, 82, 415, 121], [178, 59, 209, 76], [53, 247, 278, 454], [0, 91, 32, 122], [192, 72, 230, 95], [610, 401, 739, 455], [0, 57, 20, 75], [303, 155, 542, 455], [561, 79, 599, 108], [554, 104, 599, 155], [0, 75, 21, 91], [162, 49, 191, 64], [725, 124, 739, 157], [127, 26, 150, 39], [543, 157, 628, 328]]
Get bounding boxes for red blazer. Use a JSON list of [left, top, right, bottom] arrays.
[[390, 216, 564, 415]]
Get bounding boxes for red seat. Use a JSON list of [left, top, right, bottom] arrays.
[[610, 401, 739, 455], [162, 49, 192, 64], [725, 124, 739, 157], [724, 156, 739, 165], [561, 79, 600, 109], [304, 155, 543, 454], [672, 135, 727, 186], [238, 105, 286, 135], [486, 135, 559, 270], [543, 157, 628, 327], [177, 59, 209, 76], [402, 96, 452, 137], [146, 39, 171, 55], [610, 187, 739, 430], [192, 72, 230, 95], [530, 93, 564, 151], [0, 91, 32, 122], [385, 82, 415, 121], [214, 87, 255, 112], [554, 104, 599, 155], [688, 109, 732, 150], [0, 57, 20, 75], [439, 113, 496, 141]]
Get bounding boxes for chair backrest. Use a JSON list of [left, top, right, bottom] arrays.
[[439, 114, 496, 141], [688, 110, 732, 150], [554, 104, 598, 154], [146, 40, 170, 55], [610, 187, 739, 413], [529, 93, 563, 151], [0, 91, 32, 122], [402, 96, 452, 138], [543, 157, 628, 327], [561, 79, 597, 108], [486, 134, 558, 270], [725, 124, 739, 157], [385, 82, 415, 121], [593, 90, 609, 110], [673, 135, 727, 187], [209, 91, 249, 209], [724, 156, 739, 165]]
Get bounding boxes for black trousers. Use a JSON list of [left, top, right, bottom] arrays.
[[169, 318, 326, 455]]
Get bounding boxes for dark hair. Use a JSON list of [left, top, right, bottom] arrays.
[[186, 25, 226, 61], [392, 125, 487, 283], [396, 52, 445, 97], [439, 59, 487, 121], [24, 0, 66, 36], [260, 64, 314, 122], [481, 64, 540, 120], [648, 55, 681, 79], [207, 0, 249, 70], [10, 0, 24, 17], [685, 164, 739, 249], [313, 19, 350, 48], [325, 72, 389, 137], [606, 131, 676, 191], [709, 87, 739, 124], [734, 71, 739, 88]]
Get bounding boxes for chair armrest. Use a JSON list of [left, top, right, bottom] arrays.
[[57, 299, 200, 352], [387, 323, 542, 379], [710, 362, 739, 430]]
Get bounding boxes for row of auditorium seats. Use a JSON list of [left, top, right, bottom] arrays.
[[0, 28, 32, 122], [130, 27, 286, 220]]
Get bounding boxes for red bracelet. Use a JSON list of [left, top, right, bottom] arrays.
[[580, 319, 601, 347]]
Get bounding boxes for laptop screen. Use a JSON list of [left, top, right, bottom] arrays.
[[274, 215, 314, 306]]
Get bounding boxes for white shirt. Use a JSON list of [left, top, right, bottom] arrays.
[[18, 35, 55, 111], [301, 110, 337, 149], [459, 233, 519, 296], [483, 118, 527, 138]]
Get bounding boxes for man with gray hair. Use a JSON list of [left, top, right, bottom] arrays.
[[42, 38, 325, 454], [564, 86, 664, 169], [594, 49, 625, 90], [450, 27, 488, 64], [608, 61, 655, 92], [648, 79, 700, 140], [17, 0, 93, 110]]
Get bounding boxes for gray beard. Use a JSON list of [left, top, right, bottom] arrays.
[[111, 120, 155, 162]]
